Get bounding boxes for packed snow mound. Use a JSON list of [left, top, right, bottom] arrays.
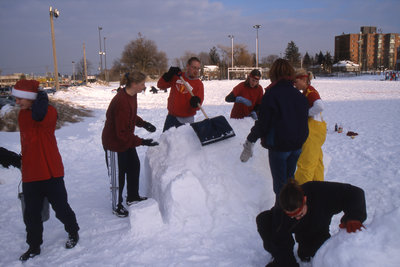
[[142, 118, 272, 232]]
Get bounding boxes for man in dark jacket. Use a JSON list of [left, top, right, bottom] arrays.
[[240, 59, 309, 205], [256, 180, 367, 267]]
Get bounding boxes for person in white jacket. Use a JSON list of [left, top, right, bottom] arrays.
[[294, 69, 327, 184]]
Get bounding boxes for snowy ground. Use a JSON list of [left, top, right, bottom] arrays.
[[1, 74, 400, 267]]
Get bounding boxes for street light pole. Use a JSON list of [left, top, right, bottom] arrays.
[[98, 26, 103, 79], [49, 6, 60, 91], [228, 35, 234, 80], [72, 61, 75, 83], [104, 37, 108, 82], [253, 24, 261, 68]]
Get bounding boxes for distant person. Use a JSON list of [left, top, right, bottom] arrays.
[[157, 57, 204, 132], [256, 179, 367, 266], [102, 72, 158, 218], [225, 69, 264, 120], [294, 69, 327, 185], [12, 80, 80, 261], [240, 59, 309, 205]]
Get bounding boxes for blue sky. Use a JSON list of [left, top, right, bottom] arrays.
[[0, 0, 399, 75]]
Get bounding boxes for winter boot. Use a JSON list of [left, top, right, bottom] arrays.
[[113, 204, 129, 217], [66, 232, 79, 249], [126, 196, 148, 206], [19, 246, 40, 261]]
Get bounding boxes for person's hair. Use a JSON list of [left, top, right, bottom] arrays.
[[268, 58, 295, 83], [279, 179, 304, 212], [295, 69, 313, 85], [120, 71, 147, 87], [187, 57, 201, 66]]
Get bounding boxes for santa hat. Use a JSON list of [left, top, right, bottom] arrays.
[[12, 80, 40, 100]]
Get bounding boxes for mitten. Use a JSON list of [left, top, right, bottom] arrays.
[[235, 96, 252, 107], [162, 67, 182, 82], [240, 140, 254, 162], [189, 96, 201, 108], [340, 220, 365, 233], [141, 138, 159, 147], [249, 111, 258, 120], [31, 90, 48, 121], [142, 121, 156, 133]]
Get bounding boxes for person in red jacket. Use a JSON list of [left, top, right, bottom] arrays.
[[157, 57, 204, 132], [102, 71, 158, 218], [225, 69, 264, 120], [12, 80, 80, 261]]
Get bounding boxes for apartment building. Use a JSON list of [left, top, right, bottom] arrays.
[[335, 26, 399, 70]]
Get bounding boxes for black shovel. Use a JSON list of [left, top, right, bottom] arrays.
[[179, 76, 235, 146]]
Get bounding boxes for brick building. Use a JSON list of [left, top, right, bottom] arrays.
[[335, 26, 399, 71]]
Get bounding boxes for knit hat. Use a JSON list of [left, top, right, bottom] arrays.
[[12, 80, 40, 100]]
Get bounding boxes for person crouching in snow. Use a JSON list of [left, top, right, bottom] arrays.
[[256, 179, 366, 267], [102, 71, 158, 218], [225, 69, 264, 120], [12, 80, 80, 261], [293, 69, 327, 185]]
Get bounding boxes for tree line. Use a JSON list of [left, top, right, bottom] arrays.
[[73, 34, 334, 81]]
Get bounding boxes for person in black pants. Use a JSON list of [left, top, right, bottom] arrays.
[[12, 79, 79, 261], [256, 179, 367, 267]]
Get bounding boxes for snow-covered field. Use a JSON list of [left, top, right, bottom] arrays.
[[1, 75, 400, 267]]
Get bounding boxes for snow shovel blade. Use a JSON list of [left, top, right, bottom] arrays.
[[190, 115, 235, 146]]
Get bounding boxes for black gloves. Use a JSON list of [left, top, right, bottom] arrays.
[[189, 96, 201, 108], [162, 67, 182, 82], [31, 90, 48, 121], [142, 121, 156, 133], [142, 138, 159, 146]]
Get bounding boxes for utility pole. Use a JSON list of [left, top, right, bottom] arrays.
[[228, 35, 234, 80], [253, 25, 261, 68], [98, 26, 103, 79], [72, 61, 75, 83], [83, 43, 88, 85], [49, 6, 60, 91], [104, 37, 108, 82]]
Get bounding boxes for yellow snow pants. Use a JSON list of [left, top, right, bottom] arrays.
[[295, 118, 327, 185]]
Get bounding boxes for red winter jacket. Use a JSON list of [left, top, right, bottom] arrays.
[[229, 81, 264, 119], [102, 88, 144, 152], [157, 72, 204, 117], [19, 105, 64, 182], [303, 85, 321, 107]]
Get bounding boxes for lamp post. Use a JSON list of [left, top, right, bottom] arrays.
[[253, 24, 261, 68], [228, 35, 234, 80], [103, 37, 108, 82], [72, 61, 75, 83], [98, 26, 103, 79], [49, 6, 60, 91]]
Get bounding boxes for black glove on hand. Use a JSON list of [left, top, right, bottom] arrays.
[[142, 121, 156, 133], [189, 96, 201, 108], [142, 138, 159, 146], [162, 67, 182, 82], [31, 90, 49, 121]]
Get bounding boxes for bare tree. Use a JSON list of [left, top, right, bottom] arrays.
[[119, 33, 168, 76], [261, 54, 279, 67]]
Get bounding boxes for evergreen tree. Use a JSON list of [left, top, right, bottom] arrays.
[[284, 41, 301, 67], [302, 52, 312, 69], [317, 51, 325, 66], [325, 51, 333, 72]]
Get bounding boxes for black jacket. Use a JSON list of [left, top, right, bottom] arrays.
[[247, 79, 309, 151], [257, 181, 367, 266]]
